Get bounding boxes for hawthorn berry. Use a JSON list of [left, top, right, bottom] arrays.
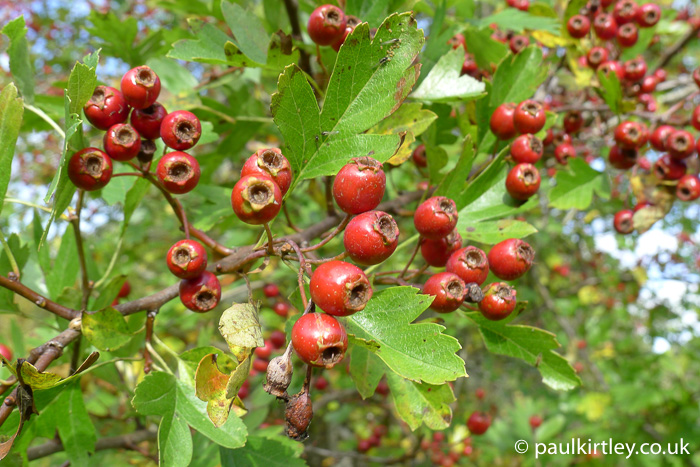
[[654, 68, 668, 82], [513, 100, 546, 134], [358, 439, 372, 453], [255, 340, 274, 359], [332, 16, 360, 52], [613, 0, 640, 25], [554, 143, 576, 165], [157, 151, 201, 194], [608, 145, 637, 170], [637, 3, 661, 27], [120, 65, 161, 109], [552, 132, 572, 147], [343, 211, 399, 265], [423, 272, 467, 313], [676, 175, 700, 201], [446, 246, 490, 286], [530, 415, 543, 429], [83, 86, 129, 130], [593, 13, 618, 40], [273, 301, 291, 317], [567, 14, 591, 38], [511, 134, 543, 164], [412, 144, 427, 168], [633, 200, 653, 213], [638, 93, 657, 112], [665, 130, 695, 159], [263, 283, 280, 298], [623, 57, 647, 82], [466, 411, 492, 435], [166, 239, 208, 279], [307, 4, 347, 46], [0, 344, 12, 362], [691, 105, 700, 131], [613, 209, 634, 234], [563, 111, 583, 134], [179, 271, 221, 313], [617, 23, 639, 47], [68, 148, 113, 191], [309, 260, 372, 316], [137, 139, 157, 164], [291, 312, 348, 368], [241, 148, 293, 196], [509, 0, 529, 10], [421, 229, 463, 267], [488, 238, 535, 281], [694, 67, 700, 88], [598, 60, 626, 81], [447, 33, 467, 50], [462, 54, 478, 76], [479, 282, 517, 320], [587, 47, 609, 69], [509, 35, 529, 54], [639, 75, 658, 94], [333, 157, 386, 214], [231, 174, 282, 224], [117, 281, 131, 298], [314, 375, 329, 391], [506, 163, 541, 201], [650, 125, 673, 151], [269, 330, 286, 349], [160, 110, 202, 151], [490, 103, 517, 140], [414, 196, 459, 240], [104, 123, 142, 161], [614, 121, 647, 149], [129, 103, 167, 141], [654, 155, 687, 180]]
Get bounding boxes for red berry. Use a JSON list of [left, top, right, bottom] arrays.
[[654, 68, 667, 82], [608, 145, 637, 170], [273, 301, 291, 317], [314, 375, 329, 390], [487, 238, 535, 281], [676, 175, 700, 201], [83, 86, 129, 130], [412, 144, 427, 168], [479, 282, 517, 320], [623, 57, 647, 82], [506, 163, 541, 201], [694, 68, 700, 88], [309, 261, 372, 316], [554, 143, 576, 165], [238, 381, 250, 399], [475, 388, 485, 399], [160, 110, 202, 151], [358, 439, 372, 453], [509, 0, 529, 10], [269, 330, 286, 349], [376, 380, 389, 396], [420, 229, 463, 267], [253, 358, 269, 372], [447, 33, 466, 50], [103, 123, 141, 162], [650, 125, 673, 151], [613, 210, 634, 234], [617, 23, 639, 47], [166, 239, 208, 279], [513, 100, 546, 134], [343, 211, 400, 265], [637, 3, 661, 27], [490, 103, 517, 140], [467, 411, 492, 435], [633, 200, 652, 213], [120, 66, 161, 109], [263, 283, 280, 298], [254, 340, 274, 359], [130, 102, 168, 140], [614, 121, 646, 149], [613, 0, 640, 25], [0, 344, 12, 362], [307, 4, 347, 46], [157, 151, 201, 194], [446, 246, 490, 285], [552, 132, 572, 147], [598, 60, 626, 81], [509, 35, 529, 54], [586, 47, 609, 69], [691, 106, 700, 131], [117, 281, 131, 298], [511, 134, 543, 164], [593, 13, 618, 40], [179, 271, 221, 313], [423, 272, 466, 313], [68, 148, 113, 191], [333, 157, 386, 214], [577, 339, 587, 349], [665, 130, 695, 159], [231, 174, 282, 224], [414, 196, 458, 240], [529, 415, 543, 429], [639, 75, 658, 94], [567, 14, 591, 38], [462, 53, 478, 76], [241, 148, 293, 196], [563, 111, 584, 134], [638, 93, 657, 112], [291, 312, 348, 368], [331, 15, 360, 52]]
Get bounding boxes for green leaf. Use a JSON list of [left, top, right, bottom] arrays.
[[596, 68, 623, 114], [620, 25, 656, 61], [366, 102, 437, 165], [386, 372, 455, 430], [146, 56, 199, 97], [467, 312, 581, 390], [121, 177, 150, 236], [1, 17, 34, 104], [46, 224, 79, 300], [81, 307, 136, 351], [89, 275, 126, 311], [435, 136, 475, 201], [54, 381, 97, 466], [218, 303, 264, 361], [221, 1, 269, 65], [219, 436, 306, 467], [0, 84, 23, 217], [480, 9, 561, 34], [66, 62, 98, 115], [460, 219, 538, 245], [159, 413, 193, 467], [412, 49, 486, 102], [86, 11, 138, 65], [463, 27, 509, 71], [348, 345, 385, 399], [344, 287, 466, 385], [548, 158, 610, 210], [168, 19, 262, 67], [564, 0, 589, 22], [426, 144, 449, 184]]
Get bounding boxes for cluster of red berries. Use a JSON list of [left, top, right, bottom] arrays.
[[165, 238, 221, 312], [307, 4, 361, 52], [263, 283, 293, 318], [357, 424, 388, 454], [73, 65, 203, 194], [417, 431, 474, 467]]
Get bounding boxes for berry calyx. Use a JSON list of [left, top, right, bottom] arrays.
[[120, 66, 161, 109], [307, 4, 347, 46], [83, 86, 129, 130], [343, 211, 400, 265], [446, 246, 490, 286], [291, 312, 348, 368], [653, 154, 686, 180], [467, 411, 492, 435], [68, 148, 113, 191], [510, 134, 543, 164], [414, 196, 459, 240], [103, 123, 142, 161], [160, 110, 202, 150], [676, 175, 700, 201], [420, 229, 463, 267], [156, 151, 201, 194], [554, 143, 576, 165], [309, 260, 373, 316], [613, 209, 634, 234], [490, 103, 517, 140], [423, 272, 466, 313], [650, 125, 673, 151], [333, 157, 386, 214], [231, 174, 282, 224], [567, 14, 591, 38], [179, 271, 221, 313], [513, 100, 546, 135], [131, 102, 168, 140], [509, 35, 529, 54], [506, 163, 541, 201], [487, 238, 535, 281], [478, 282, 517, 320], [665, 130, 695, 159], [241, 148, 293, 196], [166, 239, 208, 279]]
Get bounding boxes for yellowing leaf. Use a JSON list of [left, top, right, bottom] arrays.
[[532, 30, 572, 47], [576, 392, 611, 421]]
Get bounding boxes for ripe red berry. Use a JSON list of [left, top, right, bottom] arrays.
[[694, 68, 700, 88], [420, 229, 463, 267], [613, 0, 640, 24], [314, 375, 329, 390], [117, 281, 131, 298], [529, 415, 543, 429], [552, 132, 572, 147], [567, 14, 591, 38], [509, 35, 529, 54], [423, 272, 467, 313], [654, 68, 667, 82], [343, 211, 399, 265], [462, 53, 478, 76], [665, 130, 695, 159], [254, 340, 274, 359], [633, 200, 652, 213], [333, 157, 386, 214], [467, 411, 492, 435], [554, 143, 576, 165], [598, 60, 626, 81], [623, 57, 647, 82], [487, 238, 535, 281], [358, 439, 372, 453], [490, 103, 517, 140], [309, 261, 372, 316], [291, 312, 348, 368], [166, 239, 208, 279], [637, 3, 661, 27], [241, 148, 293, 196], [638, 93, 657, 112], [654, 155, 687, 180], [332, 16, 360, 52], [447, 33, 467, 50], [273, 301, 291, 317], [157, 151, 201, 194], [83, 86, 129, 130], [513, 100, 546, 134], [506, 163, 541, 201], [676, 175, 700, 201], [446, 246, 490, 285], [307, 4, 347, 46], [130, 102, 167, 140], [511, 134, 543, 164], [120, 66, 161, 110], [475, 388, 485, 399], [68, 148, 113, 191], [593, 13, 618, 40], [412, 144, 427, 168], [414, 196, 459, 240], [586, 47, 609, 69], [563, 111, 584, 134], [269, 330, 286, 349], [614, 121, 646, 149], [103, 123, 142, 161], [231, 174, 282, 224], [608, 145, 637, 170], [0, 343, 12, 362], [160, 110, 202, 151], [263, 283, 280, 298], [613, 209, 634, 234], [617, 23, 639, 47], [650, 125, 673, 151], [179, 271, 221, 313], [639, 75, 658, 94], [479, 282, 517, 320], [691, 106, 700, 131]]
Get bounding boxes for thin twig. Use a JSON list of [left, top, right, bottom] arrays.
[[72, 190, 91, 311]]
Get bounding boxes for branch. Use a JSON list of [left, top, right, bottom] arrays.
[[26, 428, 157, 461], [0, 275, 78, 320], [654, 22, 700, 72], [71, 190, 92, 311], [282, 0, 312, 76]]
